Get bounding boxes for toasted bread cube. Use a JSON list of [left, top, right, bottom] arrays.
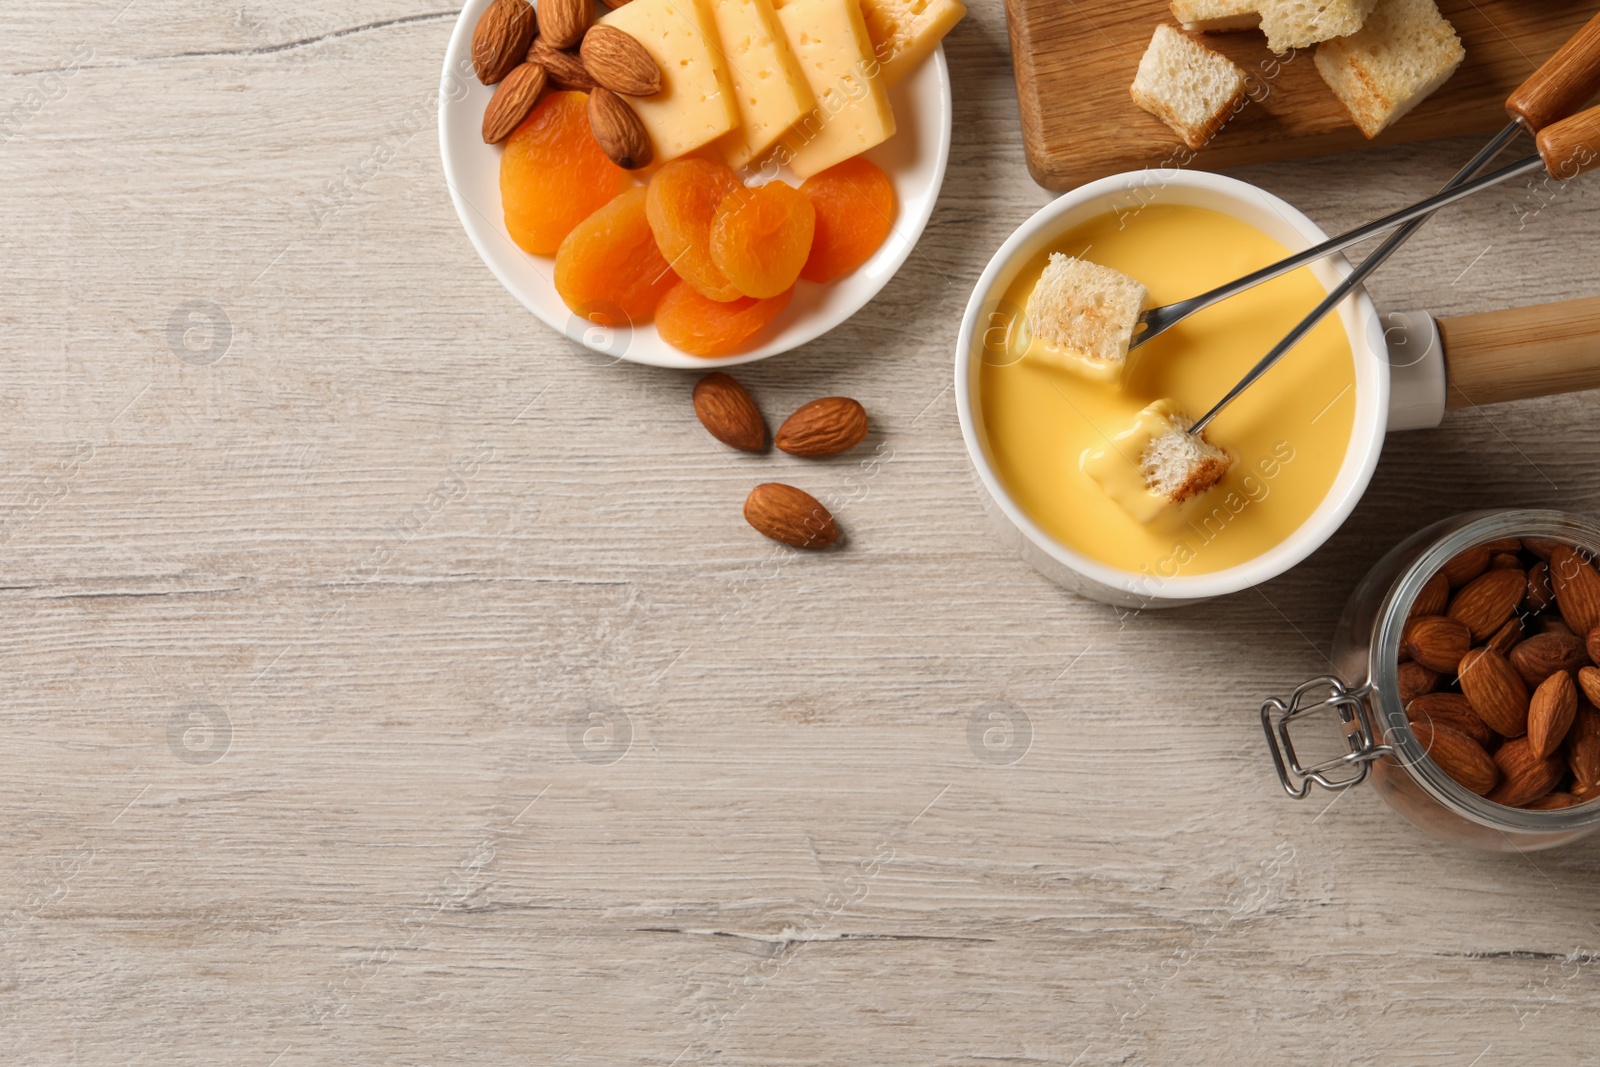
[[1130, 25, 1250, 150], [1314, 0, 1464, 138], [1080, 400, 1233, 523], [1024, 253, 1147, 371], [1171, 0, 1260, 33], [1258, 0, 1378, 53]]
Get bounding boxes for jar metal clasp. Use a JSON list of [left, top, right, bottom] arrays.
[[1261, 676, 1392, 798]]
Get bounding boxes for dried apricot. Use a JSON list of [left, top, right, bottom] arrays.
[[555, 187, 678, 325], [501, 91, 632, 256], [709, 181, 815, 299], [655, 281, 792, 357], [645, 158, 743, 302], [799, 158, 896, 283]]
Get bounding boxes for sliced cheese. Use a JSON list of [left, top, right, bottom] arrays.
[[709, 0, 816, 169], [772, 0, 896, 179], [600, 0, 739, 163], [857, 0, 965, 86]]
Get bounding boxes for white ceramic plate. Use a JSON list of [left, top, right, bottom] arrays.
[[438, 0, 952, 368]]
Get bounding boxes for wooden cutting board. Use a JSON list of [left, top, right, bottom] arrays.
[[1005, 1, 1600, 190]]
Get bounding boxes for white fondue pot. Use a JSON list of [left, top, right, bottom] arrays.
[[954, 170, 1600, 607]]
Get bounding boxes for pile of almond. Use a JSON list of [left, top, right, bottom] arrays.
[[1401, 536, 1600, 810], [474, 0, 658, 167], [692, 372, 870, 549]]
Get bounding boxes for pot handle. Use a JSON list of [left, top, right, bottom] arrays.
[[1438, 294, 1600, 409]]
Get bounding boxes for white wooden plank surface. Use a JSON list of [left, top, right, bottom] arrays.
[[5, 2, 1600, 1064]]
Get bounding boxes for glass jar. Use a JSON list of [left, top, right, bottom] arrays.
[[1261, 508, 1600, 851]]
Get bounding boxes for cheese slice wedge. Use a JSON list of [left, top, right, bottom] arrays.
[[858, 0, 965, 85], [600, 0, 739, 163], [772, 0, 896, 179], [709, 0, 817, 169]]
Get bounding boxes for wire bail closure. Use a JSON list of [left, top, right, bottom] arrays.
[[1261, 676, 1390, 798]]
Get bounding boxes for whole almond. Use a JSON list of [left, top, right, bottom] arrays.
[[1508, 630, 1588, 689], [537, 0, 592, 50], [588, 87, 652, 168], [473, 0, 537, 84], [1528, 670, 1578, 758], [482, 61, 548, 143], [1406, 692, 1494, 748], [1525, 561, 1553, 612], [1397, 661, 1439, 703], [1490, 552, 1522, 570], [1584, 625, 1600, 666], [743, 483, 837, 548], [529, 39, 598, 90], [1410, 571, 1449, 617], [1524, 791, 1580, 810], [1571, 700, 1600, 743], [1447, 568, 1526, 640], [1571, 735, 1600, 789], [1550, 544, 1600, 634], [776, 397, 869, 457], [692, 372, 765, 452], [1487, 617, 1523, 658], [580, 25, 662, 96], [1541, 616, 1577, 637], [1440, 544, 1491, 588], [1401, 615, 1471, 673], [1578, 665, 1600, 707], [1410, 718, 1498, 796], [1487, 737, 1565, 807], [1459, 646, 1530, 738], [1523, 537, 1559, 561]]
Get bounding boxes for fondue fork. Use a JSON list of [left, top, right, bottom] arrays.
[[1188, 110, 1600, 433], [1129, 11, 1600, 358]]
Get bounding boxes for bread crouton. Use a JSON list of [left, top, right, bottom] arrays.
[[1258, 0, 1377, 53], [1314, 0, 1464, 138], [1131, 24, 1250, 150], [1171, 0, 1260, 33], [1022, 253, 1148, 372]]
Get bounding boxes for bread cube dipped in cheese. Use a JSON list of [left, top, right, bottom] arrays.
[[1130, 24, 1249, 150], [1170, 0, 1260, 33], [1314, 0, 1464, 139], [709, 0, 817, 169], [600, 0, 739, 163], [770, 0, 897, 179], [1080, 400, 1233, 524], [1016, 253, 1147, 382]]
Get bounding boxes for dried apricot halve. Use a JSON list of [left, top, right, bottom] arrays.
[[709, 181, 815, 299], [645, 158, 744, 302], [656, 281, 792, 357], [501, 91, 632, 256], [555, 186, 678, 326], [799, 157, 896, 283]]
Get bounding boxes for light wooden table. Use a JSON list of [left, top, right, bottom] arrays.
[[6, 2, 1600, 1063]]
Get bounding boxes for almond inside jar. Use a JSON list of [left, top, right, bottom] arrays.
[[1399, 535, 1600, 810]]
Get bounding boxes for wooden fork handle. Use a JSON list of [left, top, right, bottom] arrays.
[[1508, 11, 1600, 132], [1441, 295, 1600, 408]]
